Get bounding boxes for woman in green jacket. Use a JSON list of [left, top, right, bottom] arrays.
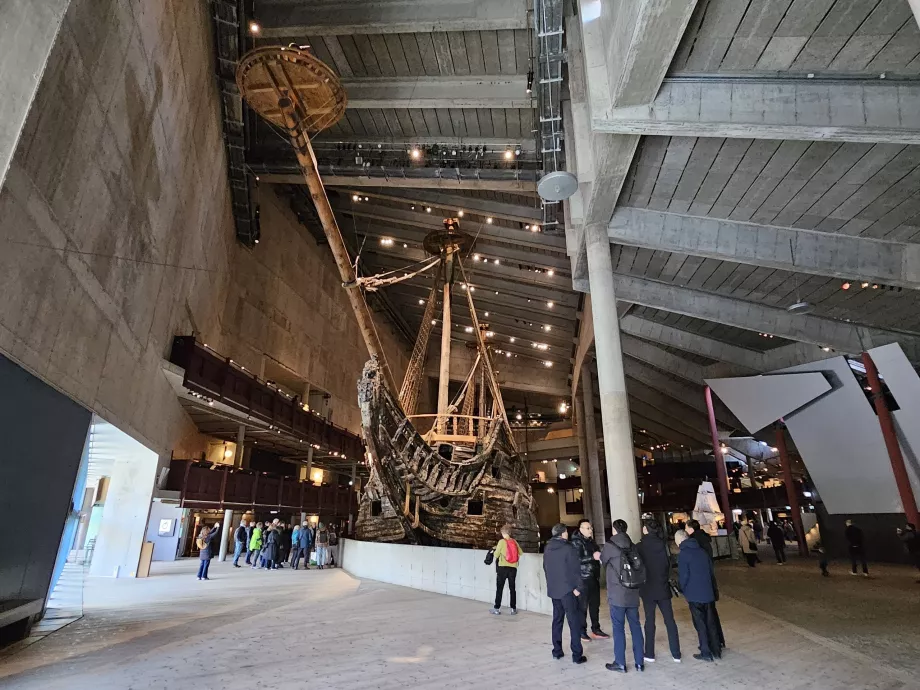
[[248, 522, 263, 569], [490, 524, 521, 615]]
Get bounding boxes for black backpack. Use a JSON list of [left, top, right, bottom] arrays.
[[617, 544, 647, 589]]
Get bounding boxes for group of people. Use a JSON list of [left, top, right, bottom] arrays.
[[491, 516, 725, 672], [195, 518, 339, 580], [737, 519, 792, 567]]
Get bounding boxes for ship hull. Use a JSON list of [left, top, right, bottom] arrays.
[[356, 358, 540, 552]]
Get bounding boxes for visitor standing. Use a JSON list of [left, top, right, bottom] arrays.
[[232, 518, 248, 568], [244, 519, 255, 565], [569, 519, 608, 639], [845, 519, 869, 576], [636, 517, 681, 663], [196, 522, 220, 580], [315, 523, 330, 569], [898, 523, 920, 582], [542, 523, 585, 664], [685, 520, 724, 650], [291, 523, 301, 565], [738, 520, 758, 567], [293, 521, 313, 569], [767, 521, 787, 564], [248, 522, 263, 569], [600, 519, 646, 673], [675, 529, 720, 662], [489, 524, 521, 615], [329, 527, 339, 567], [264, 519, 281, 570]]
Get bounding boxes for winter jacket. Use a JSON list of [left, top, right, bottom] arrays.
[[678, 538, 715, 604], [492, 538, 521, 568], [569, 530, 601, 583], [600, 532, 641, 608], [235, 524, 248, 544], [264, 527, 280, 560], [637, 533, 672, 601], [249, 526, 263, 551], [845, 524, 864, 548], [690, 528, 713, 560], [292, 526, 301, 546], [542, 537, 581, 599], [767, 525, 785, 546], [298, 527, 314, 550], [197, 526, 219, 561], [738, 524, 757, 554]]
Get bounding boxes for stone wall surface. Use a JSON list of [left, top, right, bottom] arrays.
[[0, 0, 409, 454]]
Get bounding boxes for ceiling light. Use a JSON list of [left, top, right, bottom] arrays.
[[524, 224, 531, 231], [515, 413, 522, 421], [872, 284, 879, 289], [509, 337, 516, 343], [249, 21, 261, 34], [543, 325, 552, 332], [547, 487, 555, 494], [410, 148, 421, 160], [486, 217, 493, 224], [458, 210, 464, 217], [403, 243, 408, 248], [352, 194, 359, 201], [531, 225, 540, 233], [418, 299, 425, 305], [506, 351, 511, 357], [425, 207, 431, 213], [547, 301, 554, 308], [558, 402, 567, 413], [486, 331, 495, 338], [411, 205, 416, 210], [380, 237, 394, 246], [841, 282, 850, 290], [544, 360, 553, 367], [473, 253, 480, 261], [431, 319, 437, 325], [558, 473, 566, 479], [493, 259, 500, 265], [465, 326, 473, 333], [822, 346, 830, 352], [484, 311, 489, 317], [547, 269, 554, 276], [861, 281, 870, 288], [469, 286, 474, 292], [364, 196, 368, 201], [504, 149, 513, 160]]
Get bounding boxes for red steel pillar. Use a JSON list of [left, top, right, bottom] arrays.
[[862, 352, 920, 527], [705, 386, 733, 535], [775, 424, 808, 557]]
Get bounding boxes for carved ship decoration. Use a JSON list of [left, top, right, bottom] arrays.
[[236, 46, 539, 551]]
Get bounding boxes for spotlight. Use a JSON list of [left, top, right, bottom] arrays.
[[410, 148, 421, 159], [249, 21, 261, 34], [493, 259, 500, 265], [425, 207, 431, 213], [544, 361, 553, 367], [364, 196, 368, 201], [352, 194, 360, 201], [509, 337, 516, 343], [524, 224, 531, 231], [486, 217, 493, 224], [841, 282, 851, 290], [473, 253, 481, 261], [547, 301, 554, 308], [504, 149, 514, 160], [861, 281, 870, 288], [531, 225, 540, 233], [547, 269, 554, 276], [458, 210, 464, 217], [515, 145, 522, 156], [418, 299, 425, 305]]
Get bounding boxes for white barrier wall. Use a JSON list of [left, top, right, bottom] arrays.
[[341, 539, 553, 615]]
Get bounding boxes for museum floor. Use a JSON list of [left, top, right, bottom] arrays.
[[0, 557, 917, 689]]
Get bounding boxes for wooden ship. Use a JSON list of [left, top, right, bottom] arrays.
[[236, 46, 539, 551]]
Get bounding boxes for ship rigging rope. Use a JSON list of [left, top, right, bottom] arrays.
[[354, 256, 442, 291]]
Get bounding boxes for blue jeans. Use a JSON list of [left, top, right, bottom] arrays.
[[197, 559, 211, 579], [609, 604, 643, 667], [232, 542, 245, 566]]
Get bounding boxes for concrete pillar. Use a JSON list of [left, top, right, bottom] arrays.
[[302, 383, 311, 410], [233, 425, 245, 468], [574, 393, 594, 530], [585, 223, 641, 539], [305, 445, 314, 481], [219, 508, 233, 561], [579, 363, 606, 536]]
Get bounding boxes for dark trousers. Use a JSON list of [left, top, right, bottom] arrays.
[[850, 546, 868, 574], [744, 553, 757, 567], [609, 604, 643, 667], [773, 544, 786, 563], [688, 602, 720, 659], [551, 593, 583, 659], [712, 601, 724, 646], [642, 596, 681, 660], [578, 577, 601, 635], [196, 559, 211, 579], [495, 566, 517, 609]]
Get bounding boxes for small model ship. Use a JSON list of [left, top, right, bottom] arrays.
[[237, 47, 539, 551]]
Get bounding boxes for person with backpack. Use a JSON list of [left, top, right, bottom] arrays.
[[542, 523, 585, 664], [196, 522, 220, 580], [600, 518, 646, 673], [489, 524, 521, 615], [636, 517, 681, 663], [248, 522, 263, 570], [315, 523, 330, 568], [675, 529, 720, 662], [328, 527, 339, 567], [232, 518, 249, 568], [569, 519, 609, 640]]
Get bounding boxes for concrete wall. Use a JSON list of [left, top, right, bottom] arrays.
[[221, 186, 410, 433], [0, 353, 91, 604], [341, 539, 553, 615], [144, 502, 184, 562]]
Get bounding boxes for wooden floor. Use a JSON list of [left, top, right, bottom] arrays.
[[0, 558, 913, 689]]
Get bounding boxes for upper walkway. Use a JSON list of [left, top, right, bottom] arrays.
[[0, 557, 915, 689]]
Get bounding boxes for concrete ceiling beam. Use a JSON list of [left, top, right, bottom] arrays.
[[314, 136, 537, 153], [594, 78, 920, 145], [623, 392, 712, 445], [620, 333, 705, 384], [261, 174, 538, 193], [330, 188, 542, 223], [341, 76, 531, 109], [609, 273, 920, 361], [258, 0, 529, 36], [608, 207, 920, 289]]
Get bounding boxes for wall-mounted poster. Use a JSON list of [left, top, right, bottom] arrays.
[[158, 519, 175, 537]]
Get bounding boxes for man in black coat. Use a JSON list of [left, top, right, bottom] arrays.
[[637, 518, 681, 662], [542, 523, 585, 664], [570, 519, 610, 641], [686, 519, 724, 649], [767, 521, 787, 564], [846, 519, 869, 576], [232, 518, 249, 568], [676, 529, 720, 662]]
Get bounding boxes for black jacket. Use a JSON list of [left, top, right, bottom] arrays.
[[235, 524, 248, 544], [600, 533, 641, 608], [678, 538, 715, 604], [691, 529, 713, 560], [767, 525, 785, 546], [543, 537, 581, 599], [569, 530, 601, 583], [845, 524, 864, 548], [637, 533, 672, 601]]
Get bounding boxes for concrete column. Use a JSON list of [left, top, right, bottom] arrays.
[[574, 393, 594, 530], [579, 363, 607, 536], [585, 223, 640, 539], [306, 445, 314, 481], [233, 425, 245, 468], [218, 508, 233, 561], [302, 383, 311, 409]]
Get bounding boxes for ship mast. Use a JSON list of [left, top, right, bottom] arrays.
[[436, 242, 456, 431], [236, 47, 398, 395]]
